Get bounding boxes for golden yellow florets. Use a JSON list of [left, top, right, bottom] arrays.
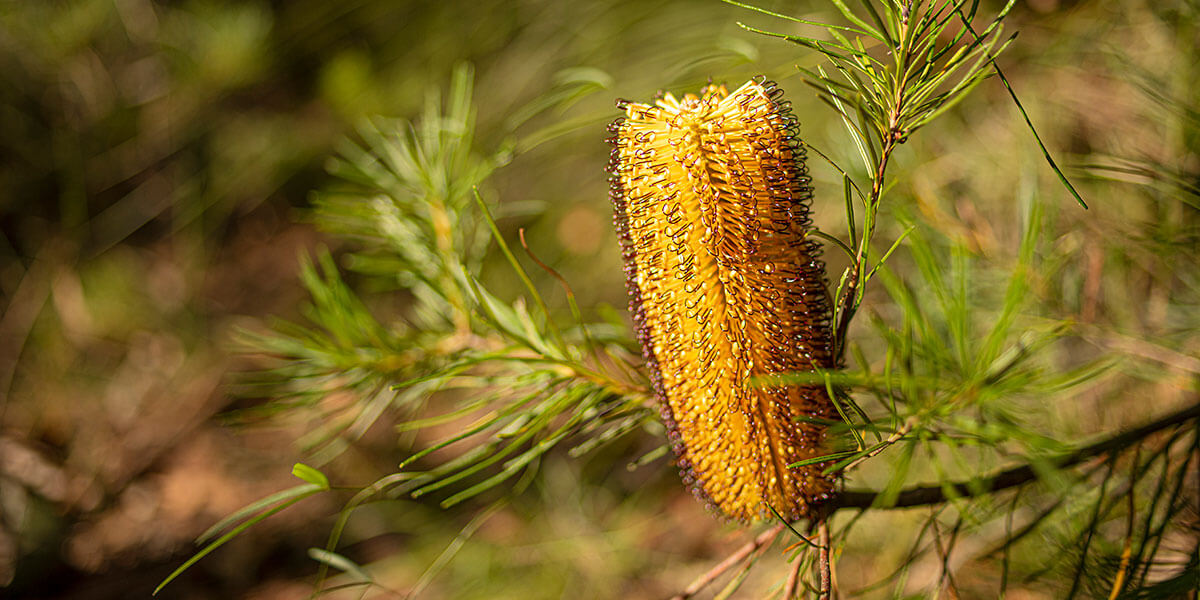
[[608, 78, 837, 521]]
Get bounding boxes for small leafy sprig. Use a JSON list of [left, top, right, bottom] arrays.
[[157, 63, 656, 595], [726, 0, 1088, 366]]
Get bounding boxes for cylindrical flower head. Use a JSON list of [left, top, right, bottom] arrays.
[[608, 78, 837, 522]]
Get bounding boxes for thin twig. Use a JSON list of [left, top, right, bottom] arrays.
[[832, 15, 913, 363], [817, 519, 832, 600], [403, 501, 505, 600], [783, 548, 805, 600], [1078, 324, 1200, 375], [930, 514, 961, 599], [517, 227, 614, 383], [952, 3, 1087, 209], [669, 524, 786, 600], [839, 417, 915, 473], [835, 399, 1200, 510], [1108, 445, 1139, 600], [834, 135, 895, 363]]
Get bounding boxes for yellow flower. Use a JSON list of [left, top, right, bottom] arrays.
[[608, 78, 836, 521]]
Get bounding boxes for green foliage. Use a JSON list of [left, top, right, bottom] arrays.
[[195, 63, 657, 594], [151, 1, 1200, 598], [727, 0, 1060, 371]]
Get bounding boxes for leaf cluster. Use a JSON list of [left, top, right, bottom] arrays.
[[197, 63, 660, 598]]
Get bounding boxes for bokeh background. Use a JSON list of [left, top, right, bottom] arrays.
[[2, 0, 1197, 598]]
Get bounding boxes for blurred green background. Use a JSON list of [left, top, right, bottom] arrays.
[[1, 0, 1197, 598]]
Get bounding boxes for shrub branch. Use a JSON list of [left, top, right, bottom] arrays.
[[834, 399, 1200, 510]]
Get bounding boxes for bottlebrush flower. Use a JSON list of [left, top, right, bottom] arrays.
[[608, 78, 836, 521]]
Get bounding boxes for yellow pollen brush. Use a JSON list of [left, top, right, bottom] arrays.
[[607, 77, 837, 522]]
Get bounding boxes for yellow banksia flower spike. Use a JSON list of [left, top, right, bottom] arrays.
[[607, 77, 837, 522]]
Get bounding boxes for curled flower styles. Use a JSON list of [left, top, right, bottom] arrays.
[[608, 78, 836, 521]]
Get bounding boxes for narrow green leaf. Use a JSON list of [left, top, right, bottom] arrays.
[[844, 174, 858, 247], [156, 487, 323, 595], [953, 7, 1087, 208], [855, 0, 894, 46], [406, 501, 505, 599], [865, 226, 915, 281], [790, 451, 857, 468], [810, 228, 856, 261], [827, 0, 886, 41], [877, 441, 917, 507], [767, 503, 820, 548], [628, 444, 670, 470], [720, 0, 867, 34], [824, 370, 865, 450], [819, 66, 873, 174], [195, 483, 324, 545], [292, 463, 331, 490], [473, 188, 567, 351], [308, 548, 373, 582]]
